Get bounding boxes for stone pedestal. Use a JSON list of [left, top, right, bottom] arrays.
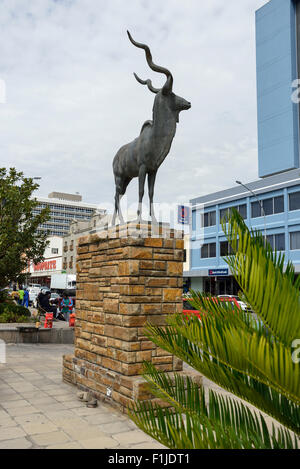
[[63, 222, 201, 412]]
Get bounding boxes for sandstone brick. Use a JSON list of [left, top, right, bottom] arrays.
[[163, 288, 182, 302], [128, 247, 153, 260], [167, 261, 183, 276], [103, 298, 119, 313], [144, 238, 163, 247]]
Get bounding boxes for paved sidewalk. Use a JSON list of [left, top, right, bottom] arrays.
[[0, 344, 165, 449]]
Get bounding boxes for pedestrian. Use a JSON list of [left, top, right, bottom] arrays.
[[60, 293, 73, 322], [37, 289, 57, 317], [23, 288, 29, 308], [18, 287, 24, 306]]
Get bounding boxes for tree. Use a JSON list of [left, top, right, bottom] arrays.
[[129, 210, 300, 449], [0, 168, 50, 290]]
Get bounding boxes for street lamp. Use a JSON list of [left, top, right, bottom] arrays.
[[236, 180, 267, 243]]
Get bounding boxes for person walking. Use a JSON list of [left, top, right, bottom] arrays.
[[18, 287, 24, 306], [23, 288, 29, 308], [60, 293, 73, 322]]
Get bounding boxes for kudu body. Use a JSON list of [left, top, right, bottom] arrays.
[[112, 31, 191, 225]]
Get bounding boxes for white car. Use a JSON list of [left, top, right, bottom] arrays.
[[217, 295, 252, 312]]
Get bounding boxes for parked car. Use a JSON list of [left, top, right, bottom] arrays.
[[183, 295, 263, 329], [217, 295, 252, 312]]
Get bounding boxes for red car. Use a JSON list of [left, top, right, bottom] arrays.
[[183, 296, 241, 320]]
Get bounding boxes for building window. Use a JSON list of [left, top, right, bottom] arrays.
[[51, 248, 58, 254], [220, 204, 247, 221], [251, 196, 284, 218], [203, 211, 216, 227], [220, 241, 234, 257], [289, 192, 300, 211], [266, 234, 285, 252], [201, 242, 216, 259], [290, 232, 300, 250]]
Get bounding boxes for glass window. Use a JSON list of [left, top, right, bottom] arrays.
[[290, 232, 300, 250], [238, 204, 247, 219], [219, 208, 228, 221], [275, 234, 285, 252], [263, 198, 273, 216], [289, 192, 300, 211], [220, 241, 229, 257], [201, 243, 216, 259], [209, 243, 216, 258], [274, 196, 284, 214], [251, 201, 261, 218], [201, 244, 209, 258], [210, 211, 216, 226], [266, 235, 274, 250], [203, 211, 216, 227]]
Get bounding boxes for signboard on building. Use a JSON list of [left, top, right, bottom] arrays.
[[33, 260, 57, 272], [178, 205, 190, 225], [208, 269, 229, 277]]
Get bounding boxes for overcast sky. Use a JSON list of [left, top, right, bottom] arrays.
[[0, 0, 267, 214]]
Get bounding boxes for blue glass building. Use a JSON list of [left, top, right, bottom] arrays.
[[185, 0, 300, 294]]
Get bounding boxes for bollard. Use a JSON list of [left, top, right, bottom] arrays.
[[69, 312, 76, 327], [44, 313, 53, 329]]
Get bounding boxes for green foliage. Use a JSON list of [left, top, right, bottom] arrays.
[[0, 309, 34, 323], [0, 168, 50, 289], [0, 302, 31, 317], [129, 210, 300, 449]]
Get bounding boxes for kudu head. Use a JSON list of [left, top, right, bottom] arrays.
[[127, 31, 191, 122]]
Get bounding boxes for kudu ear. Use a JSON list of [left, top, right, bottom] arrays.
[[162, 76, 173, 95], [133, 73, 160, 94]]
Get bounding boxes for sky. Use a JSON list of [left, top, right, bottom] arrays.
[[0, 0, 268, 215]]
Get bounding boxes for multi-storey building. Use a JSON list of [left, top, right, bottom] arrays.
[[34, 192, 106, 237], [25, 236, 63, 287], [185, 0, 300, 294], [62, 213, 111, 274]]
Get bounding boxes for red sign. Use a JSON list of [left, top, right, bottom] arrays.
[[33, 260, 57, 272]]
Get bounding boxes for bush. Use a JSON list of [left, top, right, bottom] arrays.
[[0, 311, 34, 323], [0, 303, 31, 317]]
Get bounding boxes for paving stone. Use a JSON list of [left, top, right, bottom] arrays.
[[81, 413, 115, 425], [0, 417, 19, 428], [21, 420, 58, 436], [79, 436, 118, 449], [14, 413, 50, 425], [0, 392, 21, 401], [45, 409, 75, 420], [1, 399, 30, 409], [130, 441, 167, 449], [0, 438, 33, 449], [113, 430, 156, 446], [99, 421, 135, 435], [33, 403, 67, 413], [46, 441, 83, 449], [54, 393, 76, 402], [31, 431, 70, 446], [0, 410, 10, 419], [6, 405, 39, 417], [61, 401, 85, 410], [0, 426, 26, 441], [63, 424, 107, 441]]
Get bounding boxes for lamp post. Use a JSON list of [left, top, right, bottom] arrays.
[[236, 180, 267, 243]]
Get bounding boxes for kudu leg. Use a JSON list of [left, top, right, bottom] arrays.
[[112, 178, 125, 226], [137, 166, 147, 222], [148, 171, 157, 224]]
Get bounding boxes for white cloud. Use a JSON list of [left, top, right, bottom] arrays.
[[0, 0, 267, 214]]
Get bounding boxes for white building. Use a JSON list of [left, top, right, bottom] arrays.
[[34, 192, 106, 237], [26, 236, 63, 287]]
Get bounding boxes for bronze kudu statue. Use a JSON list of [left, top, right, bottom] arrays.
[[112, 31, 191, 225]]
